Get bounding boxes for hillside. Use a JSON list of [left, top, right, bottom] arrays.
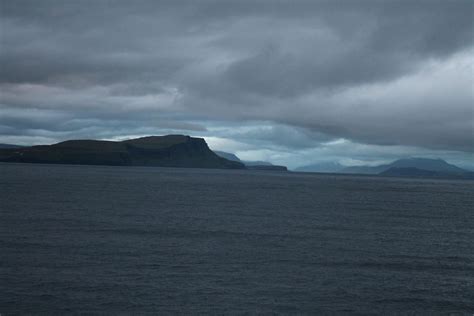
[[0, 135, 245, 169]]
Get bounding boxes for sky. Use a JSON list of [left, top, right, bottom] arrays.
[[0, 0, 473, 169]]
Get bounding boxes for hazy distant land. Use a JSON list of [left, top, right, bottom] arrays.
[[294, 157, 474, 180]]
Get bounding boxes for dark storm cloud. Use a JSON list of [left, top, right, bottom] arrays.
[[0, 0, 472, 153]]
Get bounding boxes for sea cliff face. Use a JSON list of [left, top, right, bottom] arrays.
[[0, 135, 245, 169]]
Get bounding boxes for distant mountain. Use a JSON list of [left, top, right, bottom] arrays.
[[0, 135, 245, 169], [341, 158, 466, 175], [214, 150, 280, 168], [293, 157, 472, 179], [0, 144, 24, 149], [388, 158, 465, 173], [214, 150, 241, 162], [294, 161, 343, 173]]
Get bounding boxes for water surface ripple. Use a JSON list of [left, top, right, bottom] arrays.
[[1, 164, 473, 314]]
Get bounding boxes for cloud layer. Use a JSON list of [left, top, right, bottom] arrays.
[[1, 0, 473, 166]]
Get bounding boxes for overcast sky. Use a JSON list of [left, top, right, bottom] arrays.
[[1, 0, 473, 169]]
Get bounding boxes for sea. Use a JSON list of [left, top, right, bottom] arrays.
[[1, 163, 473, 314]]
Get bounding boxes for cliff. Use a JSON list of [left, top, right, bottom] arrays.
[[0, 135, 245, 169]]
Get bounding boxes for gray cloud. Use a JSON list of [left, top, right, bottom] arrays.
[[0, 0, 473, 160]]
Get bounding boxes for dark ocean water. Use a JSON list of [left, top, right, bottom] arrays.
[[1, 163, 473, 314]]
